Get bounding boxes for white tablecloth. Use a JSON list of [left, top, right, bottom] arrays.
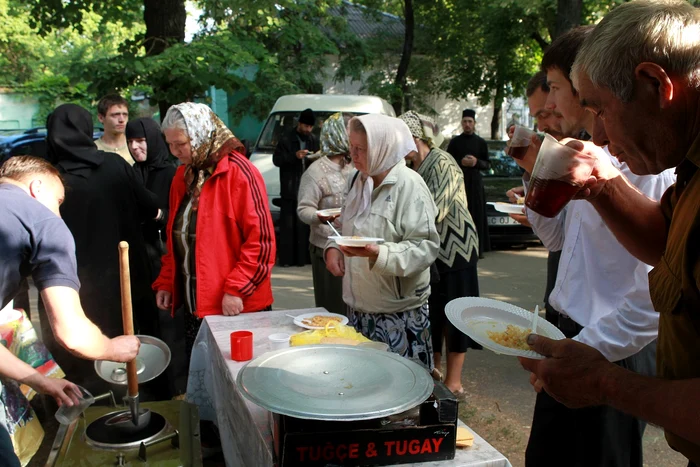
[[186, 309, 512, 467]]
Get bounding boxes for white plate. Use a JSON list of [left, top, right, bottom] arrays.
[[316, 208, 342, 217], [329, 236, 385, 247], [445, 297, 565, 359], [293, 312, 349, 330], [487, 202, 526, 215]]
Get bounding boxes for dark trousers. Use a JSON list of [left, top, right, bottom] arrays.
[[544, 250, 562, 325], [309, 244, 345, 316], [278, 200, 310, 266], [0, 426, 20, 467], [526, 337, 656, 467]]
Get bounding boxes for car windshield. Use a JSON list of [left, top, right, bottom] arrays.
[[255, 111, 364, 151]]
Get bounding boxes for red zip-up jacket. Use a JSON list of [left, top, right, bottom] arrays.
[[153, 150, 276, 317]]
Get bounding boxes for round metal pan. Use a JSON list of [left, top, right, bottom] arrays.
[[94, 335, 171, 385], [237, 345, 434, 421]]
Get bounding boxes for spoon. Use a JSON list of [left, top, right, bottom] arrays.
[[531, 305, 539, 334], [326, 220, 341, 237]]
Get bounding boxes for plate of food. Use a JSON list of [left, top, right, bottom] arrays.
[[316, 207, 342, 217], [329, 236, 385, 247], [487, 202, 526, 215], [293, 312, 349, 330], [445, 297, 565, 359]]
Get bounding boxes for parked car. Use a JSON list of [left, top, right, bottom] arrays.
[[482, 140, 539, 246], [249, 94, 396, 225], [0, 128, 49, 164], [0, 127, 104, 164]]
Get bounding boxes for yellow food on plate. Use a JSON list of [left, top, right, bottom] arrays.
[[487, 324, 532, 351], [516, 197, 525, 205], [302, 315, 343, 327], [290, 324, 370, 346]]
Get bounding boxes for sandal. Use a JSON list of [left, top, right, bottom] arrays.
[[431, 368, 443, 381], [451, 388, 468, 400]]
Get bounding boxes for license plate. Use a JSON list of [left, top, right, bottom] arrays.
[[488, 215, 520, 226]]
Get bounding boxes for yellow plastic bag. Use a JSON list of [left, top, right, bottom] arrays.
[[290, 322, 371, 346]]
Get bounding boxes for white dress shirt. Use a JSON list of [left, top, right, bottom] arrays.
[[525, 151, 676, 362]]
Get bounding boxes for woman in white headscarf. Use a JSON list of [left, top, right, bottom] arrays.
[[324, 114, 440, 370]]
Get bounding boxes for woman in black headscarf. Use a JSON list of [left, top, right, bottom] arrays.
[[126, 117, 177, 280], [45, 104, 162, 394], [126, 117, 184, 396]]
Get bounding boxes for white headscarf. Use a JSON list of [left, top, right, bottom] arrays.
[[344, 114, 417, 229]]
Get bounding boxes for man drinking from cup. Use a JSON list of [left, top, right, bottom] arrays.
[[512, 25, 676, 467], [507, 71, 569, 327], [520, 1, 700, 465]]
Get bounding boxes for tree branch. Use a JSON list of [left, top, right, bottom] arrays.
[[531, 31, 549, 51]]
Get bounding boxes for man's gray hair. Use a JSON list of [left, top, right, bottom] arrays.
[[161, 106, 189, 136], [572, 0, 700, 102]]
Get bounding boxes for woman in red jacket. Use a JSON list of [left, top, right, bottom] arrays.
[[153, 103, 276, 357]]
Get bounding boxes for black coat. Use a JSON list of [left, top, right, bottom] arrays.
[[447, 133, 491, 254], [272, 127, 319, 200], [128, 118, 177, 253]]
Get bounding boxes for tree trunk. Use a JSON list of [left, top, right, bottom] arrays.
[[392, 0, 414, 115], [554, 0, 583, 39], [490, 79, 505, 140], [143, 0, 187, 119]]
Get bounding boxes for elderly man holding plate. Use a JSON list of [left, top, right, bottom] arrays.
[[324, 114, 439, 370]]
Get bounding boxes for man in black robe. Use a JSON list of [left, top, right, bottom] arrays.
[[446, 109, 491, 257], [272, 108, 319, 267]]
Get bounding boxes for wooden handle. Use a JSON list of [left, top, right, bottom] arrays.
[[118, 241, 139, 397]]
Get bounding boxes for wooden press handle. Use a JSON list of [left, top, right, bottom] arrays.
[[118, 241, 139, 397]]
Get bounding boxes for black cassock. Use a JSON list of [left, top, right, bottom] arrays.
[[272, 127, 319, 266], [446, 133, 491, 256]]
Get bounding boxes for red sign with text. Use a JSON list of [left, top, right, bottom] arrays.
[[280, 426, 456, 466]]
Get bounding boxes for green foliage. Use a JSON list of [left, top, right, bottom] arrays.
[[26, 0, 142, 33], [187, 0, 367, 122], [0, 0, 144, 122], [84, 29, 262, 106], [2, 0, 637, 132], [423, 0, 546, 106], [8, 0, 362, 124]]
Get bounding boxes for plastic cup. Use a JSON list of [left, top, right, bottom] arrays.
[[268, 333, 291, 351], [506, 126, 537, 160], [55, 386, 94, 425], [525, 134, 596, 218], [230, 330, 253, 361]]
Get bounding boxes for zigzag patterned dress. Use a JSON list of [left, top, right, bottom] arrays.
[[418, 148, 482, 352]]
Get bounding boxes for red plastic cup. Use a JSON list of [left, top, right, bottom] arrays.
[[525, 134, 596, 218], [230, 330, 253, 361]]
